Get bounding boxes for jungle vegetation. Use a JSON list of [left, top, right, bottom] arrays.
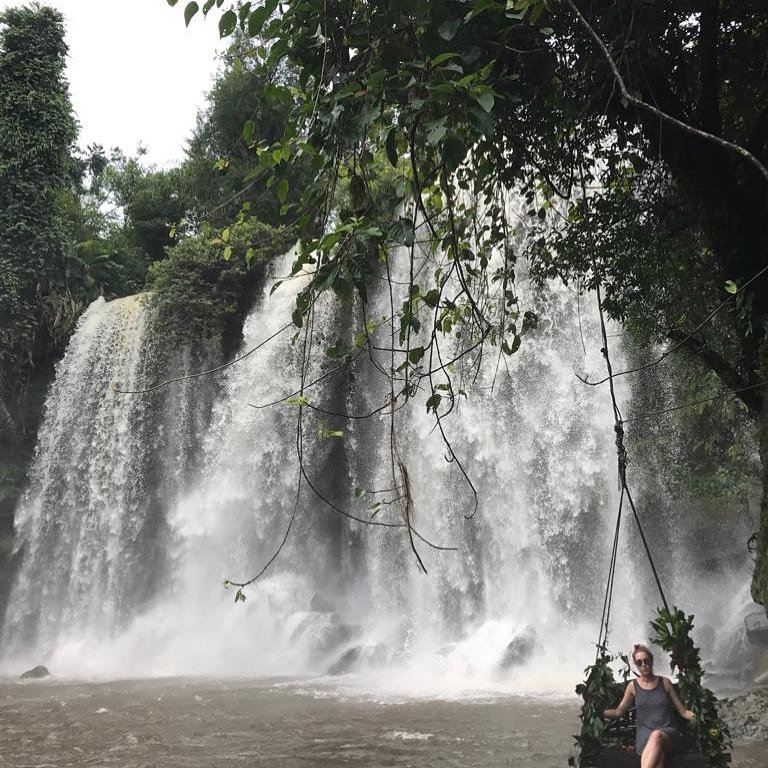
[[170, 0, 768, 605], [1, 1, 766, 617], [0, 5, 301, 552]]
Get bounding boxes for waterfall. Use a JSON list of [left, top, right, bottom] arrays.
[[0, 247, 747, 691], [0, 295, 217, 671]]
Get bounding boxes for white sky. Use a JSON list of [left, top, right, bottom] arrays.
[[0, 0, 223, 166]]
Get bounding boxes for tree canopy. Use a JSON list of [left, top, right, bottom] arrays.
[[175, 0, 768, 602], [0, 4, 78, 417]]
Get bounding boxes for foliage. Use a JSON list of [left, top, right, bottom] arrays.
[[86, 147, 190, 265], [576, 608, 730, 763], [651, 606, 731, 764], [0, 3, 78, 415], [184, 31, 312, 228], [182, 0, 768, 597], [146, 217, 295, 344], [626, 357, 761, 505], [575, 653, 627, 753]]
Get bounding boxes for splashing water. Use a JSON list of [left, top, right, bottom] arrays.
[[0, 248, 750, 694]]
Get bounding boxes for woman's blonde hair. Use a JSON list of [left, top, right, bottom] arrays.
[[632, 643, 654, 662]]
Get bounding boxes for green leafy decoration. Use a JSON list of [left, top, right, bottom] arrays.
[[650, 607, 731, 764], [575, 654, 626, 753]]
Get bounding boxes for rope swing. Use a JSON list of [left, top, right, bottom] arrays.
[[592, 275, 671, 660]]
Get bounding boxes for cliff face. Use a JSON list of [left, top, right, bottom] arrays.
[[0, 355, 59, 609]]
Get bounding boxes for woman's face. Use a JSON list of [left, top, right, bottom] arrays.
[[633, 652, 653, 675]]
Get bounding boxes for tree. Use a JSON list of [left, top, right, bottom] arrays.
[[177, 1, 768, 604], [184, 31, 313, 228], [0, 3, 78, 531]]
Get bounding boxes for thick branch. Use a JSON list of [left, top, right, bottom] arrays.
[[565, 0, 768, 187], [666, 329, 762, 414]]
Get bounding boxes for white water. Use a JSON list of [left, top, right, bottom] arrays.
[[0, 249, 752, 693]]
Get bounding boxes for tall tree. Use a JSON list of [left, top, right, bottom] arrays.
[[0, 4, 77, 489], [184, 31, 313, 228], [182, 1, 768, 605]]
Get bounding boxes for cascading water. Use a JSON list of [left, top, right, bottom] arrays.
[[0, 246, 750, 691], [0, 294, 218, 672]]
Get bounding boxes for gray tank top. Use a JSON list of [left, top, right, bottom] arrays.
[[633, 678, 680, 754]]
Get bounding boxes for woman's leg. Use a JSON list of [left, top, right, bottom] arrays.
[[640, 730, 673, 768]]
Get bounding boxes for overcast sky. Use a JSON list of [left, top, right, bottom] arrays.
[[0, 0, 223, 166]]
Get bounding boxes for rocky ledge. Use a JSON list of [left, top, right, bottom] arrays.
[[719, 687, 768, 742]]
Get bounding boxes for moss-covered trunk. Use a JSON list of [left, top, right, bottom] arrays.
[[751, 399, 768, 608]]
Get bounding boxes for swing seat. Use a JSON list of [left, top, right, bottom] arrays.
[[571, 749, 730, 767], [568, 714, 731, 767]]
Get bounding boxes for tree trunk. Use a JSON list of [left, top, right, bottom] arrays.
[[751, 343, 768, 607]]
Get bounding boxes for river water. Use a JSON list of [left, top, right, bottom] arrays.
[[0, 677, 766, 768]]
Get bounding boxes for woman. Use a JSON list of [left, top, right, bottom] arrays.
[[603, 644, 695, 768]]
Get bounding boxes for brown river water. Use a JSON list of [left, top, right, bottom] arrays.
[[0, 678, 766, 768]]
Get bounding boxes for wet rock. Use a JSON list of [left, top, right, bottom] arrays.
[[328, 646, 362, 675], [310, 593, 335, 613], [19, 665, 50, 679], [745, 612, 768, 647], [312, 623, 362, 657], [327, 643, 388, 675], [719, 687, 768, 741], [499, 628, 536, 670]]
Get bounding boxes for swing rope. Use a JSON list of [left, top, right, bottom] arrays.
[[576, 163, 671, 657], [592, 277, 671, 660]]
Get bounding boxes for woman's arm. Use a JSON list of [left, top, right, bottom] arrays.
[[663, 677, 695, 721], [603, 682, 635, 719]]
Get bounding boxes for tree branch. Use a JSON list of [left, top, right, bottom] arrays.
[[564, 0, 768, 187], [666, 329, 762, 414]]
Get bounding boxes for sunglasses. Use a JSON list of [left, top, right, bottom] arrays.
[[635, 657, 652, 667]]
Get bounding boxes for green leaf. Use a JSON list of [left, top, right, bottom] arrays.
[[184, 1, 199, 27], [442, 135, 467, 172], [472, 89, 495, 112], [223, 245, 233, 261], [276, 178, 289, 204], [167, 0, 179, 6], [724, 280, 738, 294], [423, 288, 440, 308], [319, 231, 342, 251], [243, 119, 255, 144], [427, 81, 457, 99], [202, 0, 215, 13], [438, 18, 461, 41], [219, 9, 238, 37], [385, 127, 398, 167], [409, 346, 425, 364], [426, 118, 448, 145], [431, 52, 460, 66], [388, 217, 415, 247], [248, 6, 269, 36], [318, 428, 344, 439], [426, 392, 442, 413]]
